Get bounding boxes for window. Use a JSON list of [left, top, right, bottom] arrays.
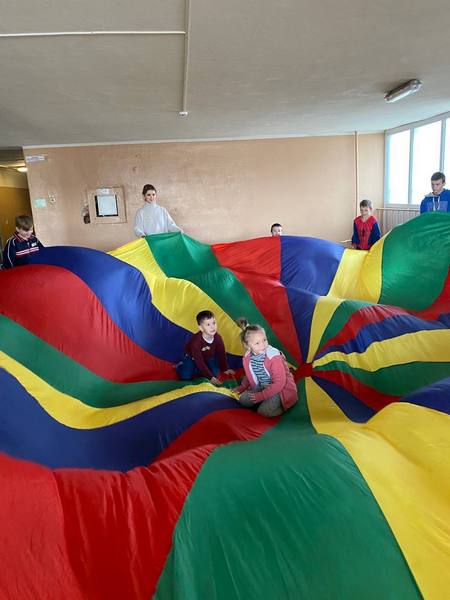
[[444, 118, 450, 177], [385, 112, 448, 205], [386, 130, 410, 204], [411, 121, 441, 203]]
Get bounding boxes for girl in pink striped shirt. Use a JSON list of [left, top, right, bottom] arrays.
[[235, 322, 297, 418]]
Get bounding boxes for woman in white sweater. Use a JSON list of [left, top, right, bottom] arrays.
[[134, 184, 182, 237]]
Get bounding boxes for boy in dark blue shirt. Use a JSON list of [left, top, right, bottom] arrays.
[[2, 215, 44, 269]]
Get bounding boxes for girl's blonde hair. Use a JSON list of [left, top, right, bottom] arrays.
[[236, 317, 265, 345]]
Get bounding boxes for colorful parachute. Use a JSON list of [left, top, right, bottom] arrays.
[[0, 212, 449, 599]]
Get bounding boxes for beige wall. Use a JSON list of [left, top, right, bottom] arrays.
[[357, 133, 385, 212], [24, 134, 384, 251], [0, 171, 31, 247]]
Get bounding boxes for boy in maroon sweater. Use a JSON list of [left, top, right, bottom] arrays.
[[176, 310, 235, 385]]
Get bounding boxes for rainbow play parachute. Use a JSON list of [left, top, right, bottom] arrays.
[[0, 213, 449, 599]]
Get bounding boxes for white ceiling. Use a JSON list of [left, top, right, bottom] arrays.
[[1, 0, 449, 147]]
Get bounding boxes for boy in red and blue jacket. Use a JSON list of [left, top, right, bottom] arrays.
[[351, 199, 381, 250]]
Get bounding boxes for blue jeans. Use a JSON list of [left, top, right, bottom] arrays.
[[176, 355, 220, 380]]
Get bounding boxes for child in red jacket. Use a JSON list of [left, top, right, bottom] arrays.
[[235, 322, 297, 417], [351, 199, 381, 250]]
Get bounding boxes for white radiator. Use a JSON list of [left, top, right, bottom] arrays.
[[376, 207, 420, 235]]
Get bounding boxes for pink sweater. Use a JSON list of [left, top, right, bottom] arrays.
[[235, 346, 298, 410]]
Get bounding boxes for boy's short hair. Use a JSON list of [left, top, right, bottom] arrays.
[[15, 215, 34, 230], [359, 199, 373, 209], [196, 310, 215, 325], [271, 222, 282, 232], [431, 171, 446, 183]]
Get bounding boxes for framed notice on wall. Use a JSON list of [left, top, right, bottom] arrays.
[[86, 187, 127, 224]]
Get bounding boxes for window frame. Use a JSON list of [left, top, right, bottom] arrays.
[[384, 111, 449, 207]]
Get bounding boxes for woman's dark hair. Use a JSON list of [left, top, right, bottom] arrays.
[[142, 184, 157, 195], [236, 317, 264, 345]]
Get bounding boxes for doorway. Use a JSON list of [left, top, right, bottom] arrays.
[[0, 147, 32, 258]]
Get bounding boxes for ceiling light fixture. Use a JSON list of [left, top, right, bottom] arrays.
[[384, 79, 422, 103]]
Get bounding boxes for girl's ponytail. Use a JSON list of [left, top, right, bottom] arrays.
[[236, 317, 264, 345]]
